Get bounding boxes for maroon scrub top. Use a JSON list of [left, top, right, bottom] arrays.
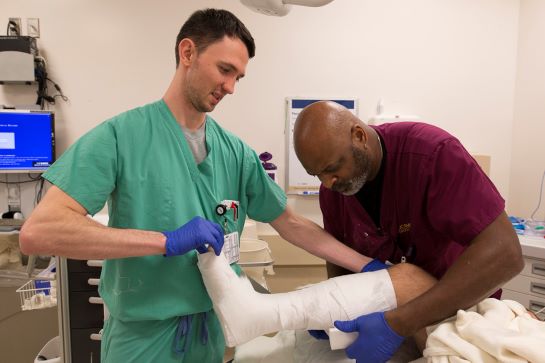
[[320, 122, 505, 284]]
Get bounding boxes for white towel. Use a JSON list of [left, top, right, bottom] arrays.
[[423, 299, 545, 363]]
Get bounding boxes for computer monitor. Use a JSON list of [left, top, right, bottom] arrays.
[[0, 110, 55, 173]]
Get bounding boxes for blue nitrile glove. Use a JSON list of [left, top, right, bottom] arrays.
[[163, 216, 224, 256], [308, 329, 329, 340], [361, 259, 389, 272], [334, 311, 404, 363]]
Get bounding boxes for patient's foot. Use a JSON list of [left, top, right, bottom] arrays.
[[198, 252, 281, 346]]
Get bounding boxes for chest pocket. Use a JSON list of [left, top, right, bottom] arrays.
[[212, 201, 243, 235]]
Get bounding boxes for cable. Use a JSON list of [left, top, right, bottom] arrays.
[[34, 58, 69, 108], [0, 173, 44, 184], [34, 58, 48, 109], [530, 170, 545, 221], [46, 78, 69, 102], [34, 177, 46, 206]]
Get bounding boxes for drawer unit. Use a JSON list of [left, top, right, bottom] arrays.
[[68, 271, 101, 291], [502, 254, 545, 321], [501, 289, 545, 320], [518, 257, 545, 279], [70, 327, 102, 362], [503, 274, 545, 298], [68, 291, 104, 328], [65, 258, 104, 363]]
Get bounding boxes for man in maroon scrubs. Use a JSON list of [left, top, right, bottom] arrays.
[[293, 100, 523, 363]]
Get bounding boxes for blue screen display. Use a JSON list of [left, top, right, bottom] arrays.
[[0, 111, 55, 171]]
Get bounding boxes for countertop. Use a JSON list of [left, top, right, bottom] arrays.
[[519, 234, 545, 259]]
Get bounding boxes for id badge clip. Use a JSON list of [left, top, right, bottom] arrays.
[[215, 200, 240, 264]]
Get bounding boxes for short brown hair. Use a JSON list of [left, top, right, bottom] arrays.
[[175, 8, 255, 67]]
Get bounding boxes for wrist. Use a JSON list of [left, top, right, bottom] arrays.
[[161, 231, 172, 256], [361, 258, 389, 272]]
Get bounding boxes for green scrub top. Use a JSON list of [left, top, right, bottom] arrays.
[[44, 99, 287, 321]]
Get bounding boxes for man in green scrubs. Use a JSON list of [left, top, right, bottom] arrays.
[[20, 9, 372, 363]]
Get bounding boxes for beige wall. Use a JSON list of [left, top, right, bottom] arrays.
[[509, 0, 545, 220], [0, 0, 521, 224]]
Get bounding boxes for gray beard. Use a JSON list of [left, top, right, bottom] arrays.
[[340, 171, 368, 196], [332, 146, 371, 196]]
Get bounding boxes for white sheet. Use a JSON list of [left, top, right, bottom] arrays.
[[423, 299, 545, 363], [233, 330, 423, 363]]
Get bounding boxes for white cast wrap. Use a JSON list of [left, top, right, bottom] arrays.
[[197, 252, 397, 347]]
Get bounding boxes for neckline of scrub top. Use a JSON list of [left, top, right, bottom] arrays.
[[157, 99, 214, 182]]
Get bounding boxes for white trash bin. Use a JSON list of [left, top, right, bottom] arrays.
[[34, 336, 61, 363]]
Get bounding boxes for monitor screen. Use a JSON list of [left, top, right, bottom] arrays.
[[0, 110, 55, 172]]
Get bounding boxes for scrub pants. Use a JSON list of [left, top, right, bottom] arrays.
[[101, 310, 225, 363]]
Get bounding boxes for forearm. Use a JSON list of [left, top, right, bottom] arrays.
[[20, 216, 165, 259], [21, 211, 165, 259], [270, 207, 371, 272], [19, 186, 166, 259], [386, 212, 523, 337]]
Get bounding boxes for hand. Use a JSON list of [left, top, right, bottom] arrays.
[[334, 312, 404, 363], [163, 216, 224, 256], [361, 259, 389, 273], [308, 329, 329, 340]]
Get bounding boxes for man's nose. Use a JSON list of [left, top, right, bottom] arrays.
[[222, 77, 236, 94]]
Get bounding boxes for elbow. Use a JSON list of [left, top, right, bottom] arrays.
[[502, 236, 524, 279], [19, 222, 42, 256], [512, 247, 524, 276]]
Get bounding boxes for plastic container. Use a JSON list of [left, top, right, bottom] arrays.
[[259, 151, 278, 184], [239, 238, 273, 265], [34, 336, 61, 363], [509, 216, 526, 235], [526, 220, 545, 236], [239, 238, 274, 289], [240, 219, 258, 240]]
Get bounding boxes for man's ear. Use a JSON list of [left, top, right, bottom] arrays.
[[178, 38, 196, 66], [351, 124, 368, 148]]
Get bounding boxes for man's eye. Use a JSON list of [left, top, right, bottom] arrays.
[[324, 163, 340, 174]]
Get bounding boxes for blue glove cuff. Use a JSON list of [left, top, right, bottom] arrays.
[[163, 231, 174, 257], [380, 312, 405, 343], [361, 258, 389, 272]]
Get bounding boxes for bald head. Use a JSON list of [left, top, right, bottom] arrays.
[[293, 101, 383, 195], [294, 101, 365, 173], [294, 101, 357, 151]]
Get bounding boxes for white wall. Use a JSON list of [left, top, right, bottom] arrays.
[[0, 0, 521, 224], [509, 0, 545, 221]]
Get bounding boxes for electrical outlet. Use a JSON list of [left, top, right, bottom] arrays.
[[27, 18, 40, 38], [8, 17, 22, 35]]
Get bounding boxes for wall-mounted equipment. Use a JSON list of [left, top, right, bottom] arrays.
[[0, 110, 55, 173], [241, 0, 334, 16], [0, 36, 38, 84]]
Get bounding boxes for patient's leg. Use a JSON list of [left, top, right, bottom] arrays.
[[197, 252, 435, 347]]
